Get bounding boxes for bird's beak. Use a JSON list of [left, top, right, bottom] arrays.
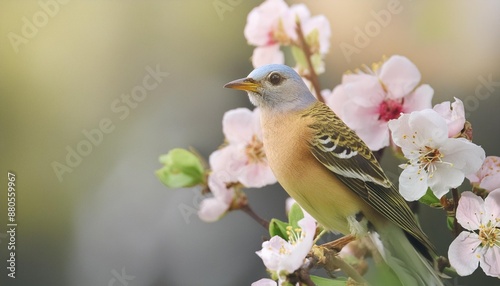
[[223, 77, 259, 92]]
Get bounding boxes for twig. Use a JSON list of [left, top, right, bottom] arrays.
[[321, 234, 355, 252], [289, 260, 316, 286], [451, 188, 463, 237], [329, 255, 367, 285], [311, 243, 367, 285], [299, 266, 316, 286], [295, 20, 324, 103], [240, 204, 269, 230]]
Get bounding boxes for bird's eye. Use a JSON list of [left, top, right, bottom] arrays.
[[268, 72, 283, 85]]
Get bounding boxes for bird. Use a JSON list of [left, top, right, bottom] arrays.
[[224, 64, 443, 286]]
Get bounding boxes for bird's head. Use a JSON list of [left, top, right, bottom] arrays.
[[224, 64, 316, 111]]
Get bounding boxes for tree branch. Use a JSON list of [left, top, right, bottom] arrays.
[[311, 244, 367, 285], [451, 188, 463, 237], [321, 234, 355, 252], [295, 20, 324, 103], [240, 204, 269, 230]]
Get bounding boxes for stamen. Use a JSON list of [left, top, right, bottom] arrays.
[[245, 135, 266, 163]]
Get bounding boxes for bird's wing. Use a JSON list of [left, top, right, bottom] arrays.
[[302, 102, 435, 254]]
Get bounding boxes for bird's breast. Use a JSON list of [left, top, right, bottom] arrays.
[[260, 109, 368, 234]]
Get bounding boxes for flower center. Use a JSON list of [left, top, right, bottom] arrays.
[[416, 146, 447, 177], [286, 225, 305, 246], [478, 219, 500, 248], [378, 99, 403, 122], [270, 19, 290, 45], [245, 135, 266, 163]]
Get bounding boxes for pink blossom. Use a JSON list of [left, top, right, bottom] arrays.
[[433, 97, 466, 137], [388, 109, 485, 200], [448, 190, 500, 278], [198, 174, 235, 222], [251, 45, 284, 68], [301, 14, 331, 55], [256, 216, 316, 283], [209, 108, 276, 188], [245, 1, 331, 69], [244, 0, 295, 46], [251, 279, 277, 286], [467, 156, 500, 192], [326, 55, 433, 151]]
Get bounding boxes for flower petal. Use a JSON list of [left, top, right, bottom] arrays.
[[456, 191, 485, 231], [344, 75, 384, 108], [480, 174, 500, 192], [302, 14, 331, 54], [244, 0, 290, 46], [198, 197, 229, 222], [484, 189, 500, 222], [257, 236, 288, 271], [440, 138, 485, 175], [403, 84, 433, 112], [239, 162, 277, 188], [407, 109, 449, 148], [223, 108, 255, 144], [467, 156, 500, 192], [428, 164, 465, 198], [342, 101, 379, 130], [281, 216, 315, 273], [354, 121, 390, 151], [252, 45, 285, 68], [389, 110, 449, 152], [388, 113, 415, 152], [398, 165, 429, 201], [325, 85, 347, 118], [209, 146, 244, 183], [433, 97, 465, 137], [379, 55, 421, 99], [480, 243, 500, 277], [448, 231, 481, 276], [252, 278, 277, 286]]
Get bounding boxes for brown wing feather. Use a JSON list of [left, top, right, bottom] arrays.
[[302, 102, 436, 255]]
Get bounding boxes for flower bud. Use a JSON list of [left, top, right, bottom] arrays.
[[156, 148, 205, 188]]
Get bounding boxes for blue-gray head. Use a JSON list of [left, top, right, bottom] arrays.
[[224, 64, 316, 111]]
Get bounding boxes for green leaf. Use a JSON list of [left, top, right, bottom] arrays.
[[310, 275, 347, 286], [288, 203, 305, 229], [269, 218, 289, 240], [291, 45, 308, 70], [310, 53, 325, 74], [155, 148, 205, 188], [305, 29, 319, 50], [419, 188, 442, 208]]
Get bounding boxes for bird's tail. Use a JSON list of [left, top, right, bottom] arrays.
[[371, 224, 444, 286]]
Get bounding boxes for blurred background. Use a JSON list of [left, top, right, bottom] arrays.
[[1, 1, 500, 285]]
